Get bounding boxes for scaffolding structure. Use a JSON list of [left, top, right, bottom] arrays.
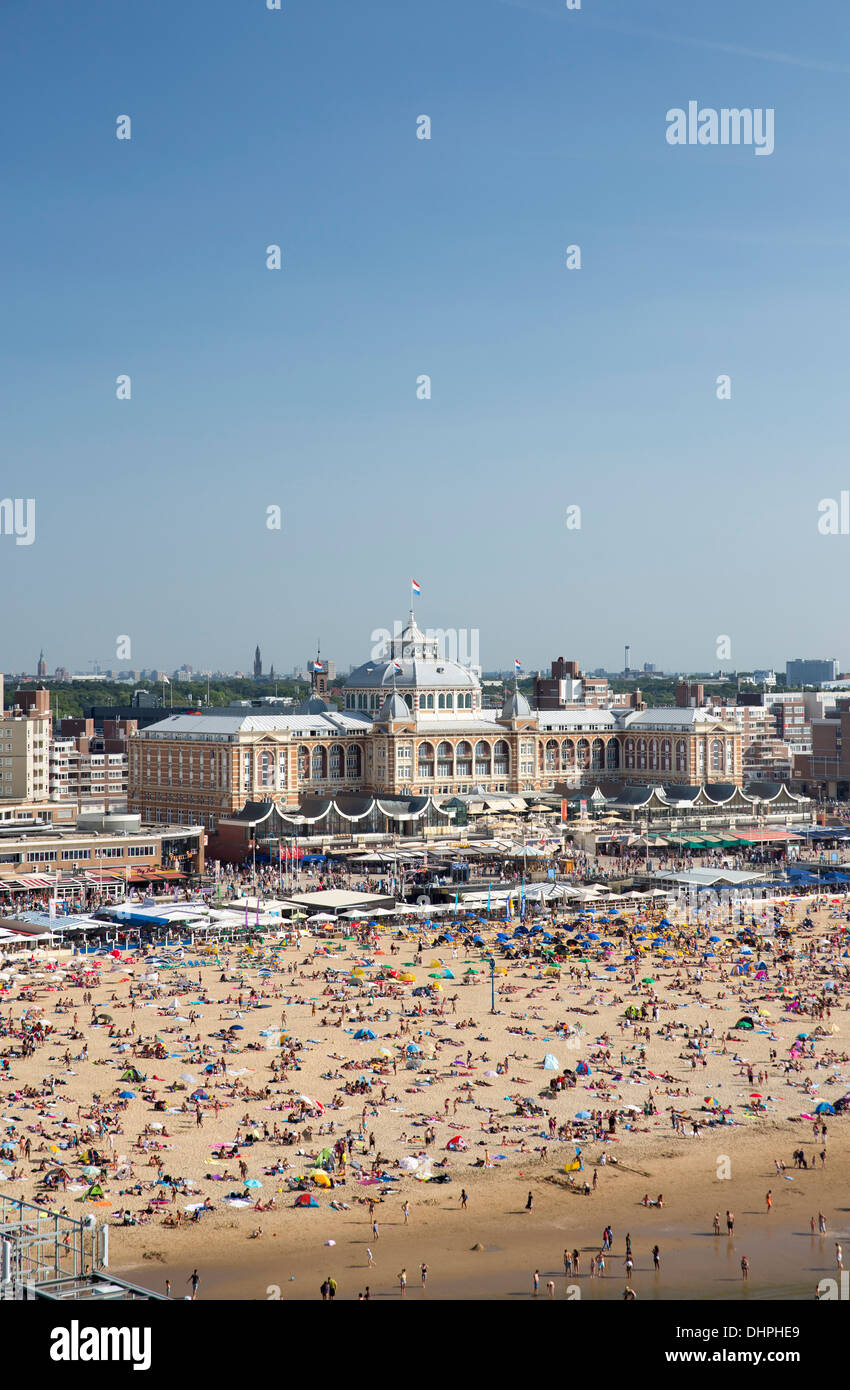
[[0, 1196, 165, 1300]]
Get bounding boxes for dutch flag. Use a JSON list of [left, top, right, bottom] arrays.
[[393, 660, 403, 674], [514, 658, 522, 673], [312, 660, 323, 672], [411, 578, 422, 596]]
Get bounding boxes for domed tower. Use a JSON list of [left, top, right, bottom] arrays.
[[343, 605, 481, 717]]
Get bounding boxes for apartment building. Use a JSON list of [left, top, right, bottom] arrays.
[[0, 688, 51, 802]]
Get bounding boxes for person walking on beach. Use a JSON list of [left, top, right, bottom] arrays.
[[526, 1191, 533, 1211], [726, 1210, 734, 1235], [372, 1219, 379, 1241], [819, 1212, 827, 1234], [766, 1190, 772, 1213], [398, 1269, 407, 1297], [328, 1276, 337, 1300], [573, 1249, 580, 1275], [461, 1189, 468, 1210], [740, 1256, 749, 1281], [420, 1263, 428, 1289], [366, 1247, 374, 1266], [187, 1269, 200, 1300], [402, 1201, 410, 1225], [652, 1245, 660, 1271], [564, 1249, 572, 1276], [596, 1252, 605, 1277], [533, 1269, 540, 1296], [713, 1212, 720, 1236], [836, 1243, 844, 1271], [320, 1279, 329, 1301]]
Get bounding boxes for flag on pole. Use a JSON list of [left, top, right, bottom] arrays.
[[312, 660, 323, 672], [393, 660, 402, 674], [514, 659, 522, 673], [411, 578, 421, 596]]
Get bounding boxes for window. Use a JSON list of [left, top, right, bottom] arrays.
[[329, 744, 344, 779], [675, 739, 687, 773], [311, 747, 327, 779], [494, 740, 509, 774], [417, 742, 434, 778], [456, 740, 472, 777], [474, 740, 491, 776], [297, 746, 309, 779], [28, 850, 57, 862]]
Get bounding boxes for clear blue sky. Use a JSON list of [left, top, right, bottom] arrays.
[[2, 0, 849, 677]]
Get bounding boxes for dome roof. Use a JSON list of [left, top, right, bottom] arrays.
[[295, 694, 329, 715], [345, 609, 480, 692], [345, 657, 477, 690], [376, 690, 412, 723], [500, 688, 532, 720]]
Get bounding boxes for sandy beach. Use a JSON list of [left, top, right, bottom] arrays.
[[2, 889, 849, 1301]]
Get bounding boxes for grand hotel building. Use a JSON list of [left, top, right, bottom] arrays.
[[127, 613, 743, 858]]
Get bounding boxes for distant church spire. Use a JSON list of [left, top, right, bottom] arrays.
[[253, 645, 262, 679]]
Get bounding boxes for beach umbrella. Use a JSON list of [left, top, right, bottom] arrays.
[[244, 1178, 262, 1188], [118, 1091, 136, 1099]]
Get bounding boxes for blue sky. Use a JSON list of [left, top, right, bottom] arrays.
[[2, 0, 849, 677]]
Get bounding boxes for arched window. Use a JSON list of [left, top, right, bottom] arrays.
[[456, 741, 472, 777], [328, 744, 344, 779], [711, 739, 723, 772], [545, 738, 558, 770], [637, 739, 647, 770], [661, 738, 672, 772], [345, 745, 362, 778], [297, 745, 309, 779], [437, 741, 453, 777], [438, 694, 446, 710], [576, 738, 590, 769], [417, 742, 434, 778], [561, 739, 574, 769], [494, 740, 509, 774], [591, 737, 604, 771], [444, 693, 454, 710], [625, 738, 635, 770], [258, 749, 274, 788], [311, 746, 327, 780], [463, 692, 472, 708], [474, 740, 491, 776], [675, 739, 686, 773], [425, 693, 434, 710], [648, 740, 658, 771], [277, 749, 287, 784], [606, 740, 620, 770]]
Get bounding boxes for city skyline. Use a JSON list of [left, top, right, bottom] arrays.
[[2, 0, 850, 672]]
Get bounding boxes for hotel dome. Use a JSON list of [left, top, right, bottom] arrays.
[[344, 611, 481, 715]]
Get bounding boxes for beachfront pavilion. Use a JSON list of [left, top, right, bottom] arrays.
[[279, 888, 397, 919]]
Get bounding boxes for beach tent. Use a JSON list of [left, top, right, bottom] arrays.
[[353, 1029, 377, 1040], [294, 1193, 319, 1207], [575, 1061, 591, 1075], [119, 1067, 145, 1082], [543, 1053, 559, 1071], [735, 1017, 754, 1030], [814, 1102, 835, 1115], [82, 1183, 104, 1200]]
